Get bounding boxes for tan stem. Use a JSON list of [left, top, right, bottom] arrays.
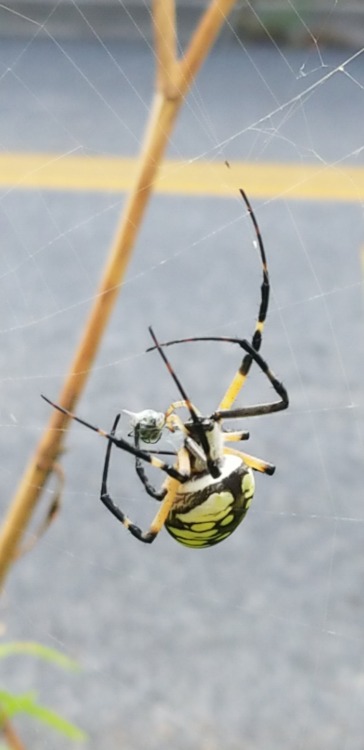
[[153, 0, 178, 97], [178, 0, 236, 89], [1, 719, 25, 750], [0, 0, 238, 587]]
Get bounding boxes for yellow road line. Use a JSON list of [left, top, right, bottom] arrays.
[[1, 152, 364, 202]]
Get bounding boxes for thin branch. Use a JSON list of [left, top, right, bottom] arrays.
[[153, 0, 178, 98], [2, 719, 26, 750], [0, 0, 238, 587], [178, 0, 237, 89]]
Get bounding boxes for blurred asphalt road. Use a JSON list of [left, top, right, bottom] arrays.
[[1, 1, 364, 48], [0, 27, 364, 750]]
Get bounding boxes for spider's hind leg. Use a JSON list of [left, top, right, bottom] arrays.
[[222, 429, 250, 442], [224, 446, 275, 475]]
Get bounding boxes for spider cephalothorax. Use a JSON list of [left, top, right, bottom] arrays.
[[42, 189, 288, 548]]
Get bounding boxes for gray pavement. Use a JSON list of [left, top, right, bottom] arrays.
[[0, 31, 364, 750], [1, 2, 364, 48]]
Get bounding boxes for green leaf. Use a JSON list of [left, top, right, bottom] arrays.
[[0, 690, 86, 741], [0, 689, 19, 718], [0, 641, 79, 672]]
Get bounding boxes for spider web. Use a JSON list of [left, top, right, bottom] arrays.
[[0, 2, 363, 749]]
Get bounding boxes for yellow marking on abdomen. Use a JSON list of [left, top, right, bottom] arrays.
[[166, 468, 255, 548], [191, 522, 216, 531], [175, 490, 234, 524]]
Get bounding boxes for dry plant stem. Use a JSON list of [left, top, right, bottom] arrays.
[[0, 0, 238, 587], [153, 0, 177, 97], [1, 719, 26, 750]]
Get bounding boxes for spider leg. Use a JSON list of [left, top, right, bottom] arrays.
[[218, 190, 269, 409], [164, 400, 202, 419], [211, 338, 288, 420], [145, 337, 288, 420], [146, 190, 270, 412], [164, 407, 207, 464], [100, 417, 180, 543], [222, 429, 250, 441], [165, 403, 250, 442], [224, 446, 275, 475], [134, 425, 168, 501], [41, 395, 188, 483], [131, 403, 198, 499], [148, 327, 220, 478], [238, 190, 269, 344]]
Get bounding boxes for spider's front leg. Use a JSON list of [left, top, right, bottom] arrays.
[[130, 407, 188, 501], [133, 424, 168, 501], [100, 416, 182, 544]]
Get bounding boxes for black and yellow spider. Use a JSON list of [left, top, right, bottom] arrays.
[[42, 189, 288, 549]]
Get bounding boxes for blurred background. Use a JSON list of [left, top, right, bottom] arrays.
[[0, 2, 363, 749], [2, 0, 364, 47]]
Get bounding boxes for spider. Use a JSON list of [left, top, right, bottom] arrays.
[[42, 189, 289, 549]]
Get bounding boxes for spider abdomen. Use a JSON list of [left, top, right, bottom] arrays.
[[165, 455, 255, 548]]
